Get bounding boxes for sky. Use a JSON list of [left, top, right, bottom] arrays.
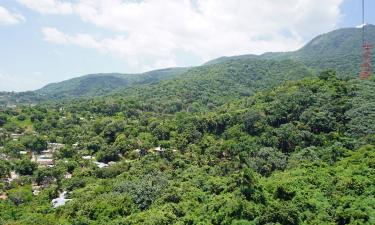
[[0, 0, 374, 92]]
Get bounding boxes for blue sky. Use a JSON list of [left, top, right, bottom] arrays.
[[0, 0, 374, 91]]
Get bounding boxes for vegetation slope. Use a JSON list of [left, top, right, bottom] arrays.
[[0, 71, 374, 224]]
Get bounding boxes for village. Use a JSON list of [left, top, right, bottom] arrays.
[[0, 129, 175, 207]]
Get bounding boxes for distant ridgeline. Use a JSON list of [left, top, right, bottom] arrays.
[[1, 25, 374, 107], [206, 25, 375, 77]]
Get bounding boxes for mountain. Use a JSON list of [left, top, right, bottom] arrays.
[[1, 25, 374, 106], [111, 59, 313, 113], [36, 67, 190, 99], [206, 25, 375, 76]]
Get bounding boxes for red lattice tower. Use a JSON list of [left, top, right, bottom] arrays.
[[359, 43, 373, 79]]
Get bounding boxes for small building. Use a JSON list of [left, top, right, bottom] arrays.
[[82, 155, 94, 160], [32, 185, 41, 196], [0, 153, 7, 160], [94, 161, 109, 168], [48, 143, 65, 150], [134, 149, 147, 156], [19, 151, 28, 155], [108, 161, 116, 166], [64, 173, 72, 179], [10, 133, 22, 140], [7, 104, 17, 109], [0, 194, 7, 200], [7, 171, 19, 183], [152, 146, 166, 153], [39, 153, 54, 159], [52, 192, 71, 208], [36, 158, 54, 166], [42, 149, 53, 154]]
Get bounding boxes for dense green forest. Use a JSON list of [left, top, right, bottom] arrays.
[[36, 68, 190, 99], [1, 70, 374, 224]]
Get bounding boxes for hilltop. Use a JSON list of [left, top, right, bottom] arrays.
[[1, 25, 374, 106]]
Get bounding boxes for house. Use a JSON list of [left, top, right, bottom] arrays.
[[64, 173, 72, 179], [94, 161, 109, 168], [7, 171, 19, 183], [0, 153, 7, 160], [10, 133, 22, 141], [19, 151, 28, 155], [152, 146, 166, 153], [108, 161, 116, 166], [36, 158, 54, 166], [6, 104, 17, 109], [32, 185, 41, 196], [31, 152, 37, 162], [41, 149, 53, 154], [48, 143, 65, 150], [82, 155, 94, 160], [134, 149, 147, 156], [0, 194, 7, 200], [39, 153, 54, 159], [52, 192, 71, 208]]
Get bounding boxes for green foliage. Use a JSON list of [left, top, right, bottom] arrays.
[[21, 135, 47, 153], [37, 68, 190, 99], [0, 71, 374, 224], [7, 186, 33, 206], [15, 159, 37, 176], [0, 159, 11, 178], [114, 173, 168, 210]]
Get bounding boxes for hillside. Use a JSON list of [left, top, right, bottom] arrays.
[[1, 73, 374, 224], [111, 59, 313, 113], [207, 25, 375, 76], [1, 25, 373, 106], [36, 67, 190, 99]]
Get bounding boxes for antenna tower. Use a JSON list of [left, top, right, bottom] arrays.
[[359, 0, 373, 79]]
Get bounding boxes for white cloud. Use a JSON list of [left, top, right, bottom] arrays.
[[0, 6, 25, 26], [42, 27, 68, 43], [34, 0, 343, 71], [16, 0, 73, 15]]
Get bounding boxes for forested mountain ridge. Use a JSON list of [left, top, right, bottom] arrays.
[[1, 25, 374, 106], [0, 68, 190, 106], [36, 67, 191, 99], [207, 25, 375, 76], [110, 59, 313, 113], [0, 72, 374, 224]]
